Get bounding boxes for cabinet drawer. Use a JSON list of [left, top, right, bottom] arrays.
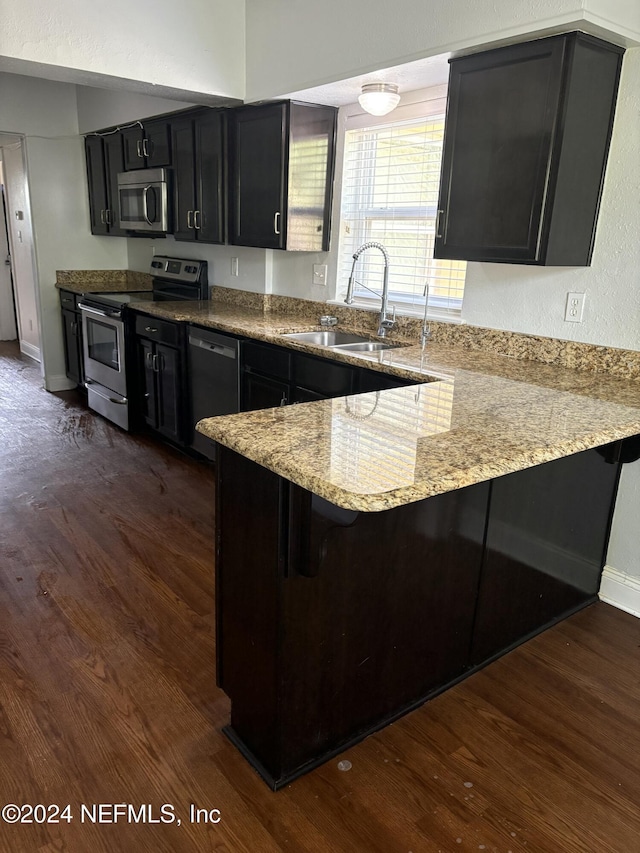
[[59, 289, 80, 310], [293, 353, 355, 397], [135, 314, 180, 346], [242, 340, 291, 381]]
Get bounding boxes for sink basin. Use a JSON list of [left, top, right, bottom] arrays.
[[332, 340, 404, 353], [282, 330, 371, 346]]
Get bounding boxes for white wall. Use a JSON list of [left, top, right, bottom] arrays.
[[127, 236, 269, 295], [245, 0, 639, 102], [0, 0, 245, 102], [76, 87, 195, 135], [0, 72, 129, 389]]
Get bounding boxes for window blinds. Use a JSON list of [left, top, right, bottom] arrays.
[[339, 108, 466, 319]]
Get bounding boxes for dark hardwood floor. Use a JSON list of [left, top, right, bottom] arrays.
[[1, 339, 640, 852]]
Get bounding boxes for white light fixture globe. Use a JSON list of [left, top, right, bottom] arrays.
[[358, 83, 401, 116]]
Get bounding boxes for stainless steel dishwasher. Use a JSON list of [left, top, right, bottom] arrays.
[[188, 325, 240, 460]]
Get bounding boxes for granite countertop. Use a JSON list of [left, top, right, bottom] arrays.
[[56, 270, 153, 294], [135, 298, 640, 511]]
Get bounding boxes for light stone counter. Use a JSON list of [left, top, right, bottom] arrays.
[[130, 299, 640, 511], [55, 270, 152, 294], [196, 372, 640, 511]]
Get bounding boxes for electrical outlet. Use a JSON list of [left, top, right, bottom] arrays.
[[313, 263, 328, 286], [564, 291, 586, 322], [231, 257, 239, 276]]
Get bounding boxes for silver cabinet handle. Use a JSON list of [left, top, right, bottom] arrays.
[[142, 138, 150, 157], [274, 211, 281, 235], [136, 140, 142, 158], [105, 209, 111, 226], [145, 326, 158, 333], [436, 209, 444, 239], [100, 209, 106, 224], [187, 210, 194, 229], [194, 209, 201, 230]]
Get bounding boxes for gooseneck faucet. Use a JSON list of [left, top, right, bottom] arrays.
[[344, 241, 396, 337], [420, 282, 432, 351]]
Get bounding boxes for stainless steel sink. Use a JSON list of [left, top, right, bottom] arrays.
[[332, 340, 404, 353], [282, 330, 372, 346]]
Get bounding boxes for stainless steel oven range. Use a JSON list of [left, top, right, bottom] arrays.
[[78, 256, 209, 430], [79, 291, 153, 430]]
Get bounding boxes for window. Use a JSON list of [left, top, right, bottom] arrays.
[[338, 95, 466, 320]]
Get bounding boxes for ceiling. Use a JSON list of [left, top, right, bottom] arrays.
[[279, 52, 451, 107]]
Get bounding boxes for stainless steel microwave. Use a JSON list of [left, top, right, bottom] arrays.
[[117, 168, 170, 233]]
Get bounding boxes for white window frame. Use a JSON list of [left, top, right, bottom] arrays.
[[329, 85, 466, 323]]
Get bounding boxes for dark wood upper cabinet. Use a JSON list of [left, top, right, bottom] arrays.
[[85, 135, 109, 235], [84, 133, 127, 237], [172, 110, 225, 244], [102, 134, 127, 236], [434, 32, 624, 266], [122, 119, 172, 170], [228, 101, 337, 251]]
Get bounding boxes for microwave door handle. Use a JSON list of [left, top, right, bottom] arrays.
[[142, 185, 153, 225]]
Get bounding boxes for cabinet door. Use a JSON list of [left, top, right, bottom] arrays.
[[229, 104, 287, 249], [435, 37, 565, 263], [61, 309, 83, 385], [144, 119, 172, 168], [195, 110, 225, 243], [241, 370, 289, 412], [85, 136, 109, 235], [155, 343, 182, 442], [121, 126, 145, 170], [139, 338, 157, 428], [172, 118, 197, 241], [103, 133, 128, 236]]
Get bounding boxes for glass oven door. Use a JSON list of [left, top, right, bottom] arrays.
[[79, 306, 127, 396]]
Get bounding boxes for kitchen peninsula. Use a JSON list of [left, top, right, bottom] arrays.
[[185, 296, 640, 789]]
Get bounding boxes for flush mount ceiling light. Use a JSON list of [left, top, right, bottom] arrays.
[[358, 83, 401, 116]]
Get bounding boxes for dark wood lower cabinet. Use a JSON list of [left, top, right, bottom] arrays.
[[471, 449, 622, 663], [61, 308, 84, 386], [216, 443, 625, 789]]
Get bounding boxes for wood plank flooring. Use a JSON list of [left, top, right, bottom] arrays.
[[1, 339, 640, 852]]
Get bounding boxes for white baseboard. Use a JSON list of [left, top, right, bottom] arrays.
[[45, 374, 76, 393], [599, 566, 640, 618], [20, 341, 41, 362]]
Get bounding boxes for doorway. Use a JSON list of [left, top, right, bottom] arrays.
[[0, 135, 41, 361], [0, 165, 18, 341]]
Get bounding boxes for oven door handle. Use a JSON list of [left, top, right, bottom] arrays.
[[84, 380, 127, 405], [78, 303, 122, 320]]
